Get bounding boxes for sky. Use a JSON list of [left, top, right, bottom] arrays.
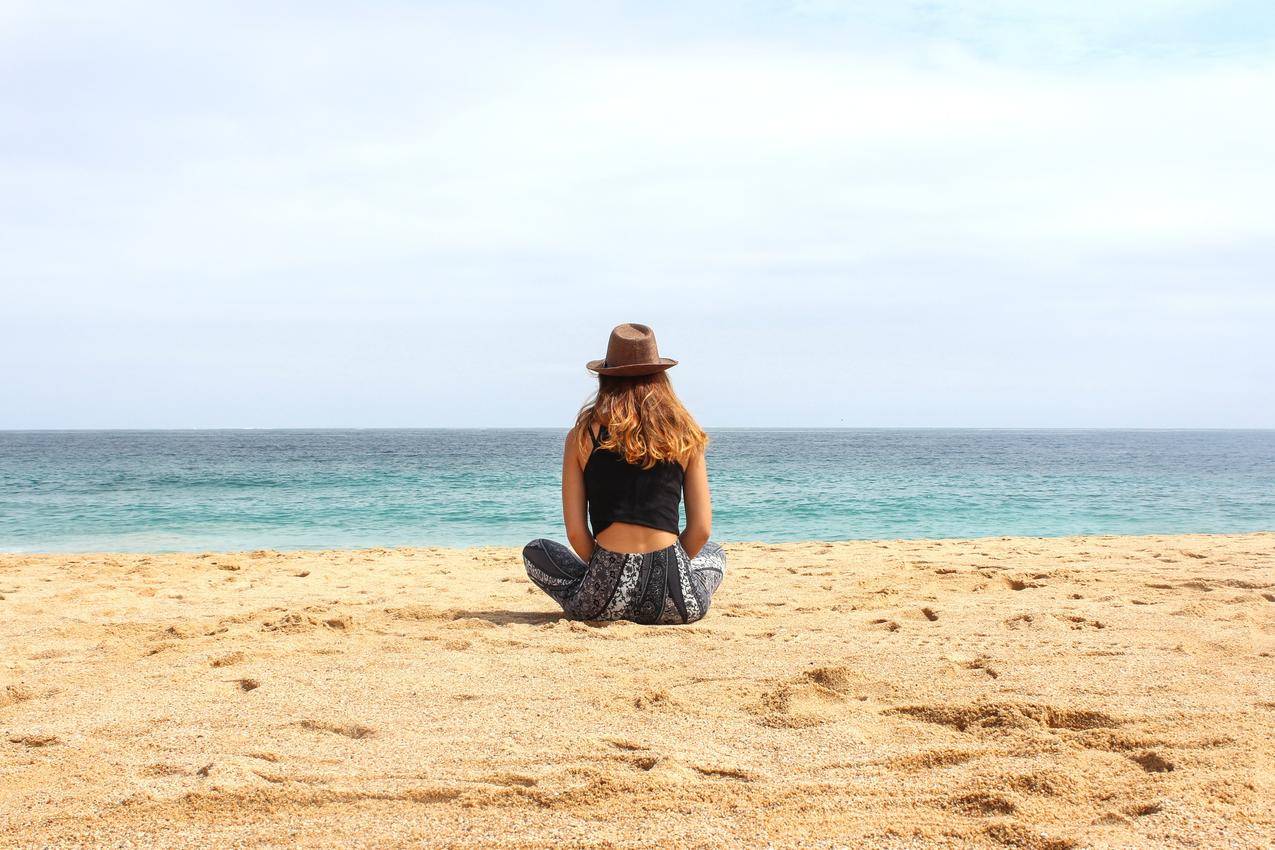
[[1, 0, 1272, 428]]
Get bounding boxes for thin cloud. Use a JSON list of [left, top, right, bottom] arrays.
[[0, 1, 1271, 427]]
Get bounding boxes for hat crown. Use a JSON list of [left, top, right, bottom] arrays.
[[604, 323, 659, 368], [586, 322, 677, 376]]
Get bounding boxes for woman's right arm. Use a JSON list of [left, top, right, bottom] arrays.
[[562, 427, 595, 562], [680, 449, 712, 559]]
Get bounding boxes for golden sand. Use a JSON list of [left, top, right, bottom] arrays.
[[2, 533, 1273, 848]]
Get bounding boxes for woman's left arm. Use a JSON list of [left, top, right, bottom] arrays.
[[562, 428, 595, 562]]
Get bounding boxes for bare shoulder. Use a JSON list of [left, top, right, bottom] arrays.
[[564, 422, 590, 468]]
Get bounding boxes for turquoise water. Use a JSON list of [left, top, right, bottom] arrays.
[[1, 429, 1272, 552]]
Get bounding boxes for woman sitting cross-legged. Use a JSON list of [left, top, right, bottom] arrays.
[[522, 322, 726, 624]]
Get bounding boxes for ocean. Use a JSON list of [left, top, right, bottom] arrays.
[[1, 429, 1272, 552]]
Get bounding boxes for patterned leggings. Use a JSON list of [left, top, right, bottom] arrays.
[[522, 538, 726, 625]]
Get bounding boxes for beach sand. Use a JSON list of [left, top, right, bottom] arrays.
[[1, 533, 1272, 849]]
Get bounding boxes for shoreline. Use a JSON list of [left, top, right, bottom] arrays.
[[2, 532, 1272, 848], [5, 528, 1274, 557]]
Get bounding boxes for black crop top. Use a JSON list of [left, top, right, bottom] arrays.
[[583, 425, 684, 538]]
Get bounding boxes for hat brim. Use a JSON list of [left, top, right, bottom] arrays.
[[586, 357, 678, 377]]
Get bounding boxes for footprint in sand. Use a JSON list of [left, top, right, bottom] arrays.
[[983, 822, 1075, 850], [298, 719, 376, 739], [7, 733, 59, 747], [889, 701, 1122, 734], [607, 750, 745, 786], [751, 666, 867, 728], [478, 772, 539, 788], [1129, 751, 1174, 773], [386, 604, 453, 621], [1, 684, 37, 708], [143, 763, 191, 777], [1058, 614, 1106, 630], [1004, 770, 1079, 797], [1125, 801, 1163, 817], [633, 688, 678, 709], [691, 763, 756, 781], [961, 656, 999, 679], [718, 605, 765, 618], [263, 609, 353, 633], [247, 752, 281, 762], [630, 754, 705, 783], [888, 748, 980, 771], [948, 790, 1018, 816]]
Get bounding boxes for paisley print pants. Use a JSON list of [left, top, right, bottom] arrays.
[[522, 538, 726, 624]]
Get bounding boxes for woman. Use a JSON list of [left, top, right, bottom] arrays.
[[522, 323, 726, 624]]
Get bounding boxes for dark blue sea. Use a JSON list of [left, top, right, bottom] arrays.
[[1, 429, 1272, 552]]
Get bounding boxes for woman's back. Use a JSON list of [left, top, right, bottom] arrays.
[[583, 423, 684, 552]]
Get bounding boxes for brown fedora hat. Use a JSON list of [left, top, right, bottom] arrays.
[[586, 323, 678, 376]]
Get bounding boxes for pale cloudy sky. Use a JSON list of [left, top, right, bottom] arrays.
[[2, 1, 1272, 427]]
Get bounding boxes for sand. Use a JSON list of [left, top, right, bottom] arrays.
[[1, 533, 1272, 849]]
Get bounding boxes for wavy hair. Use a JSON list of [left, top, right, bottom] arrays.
[[573, 372, 708, 469]]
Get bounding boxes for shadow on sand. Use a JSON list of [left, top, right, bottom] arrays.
[[447, 609, 624, 628], [447, 609, 564, 626]]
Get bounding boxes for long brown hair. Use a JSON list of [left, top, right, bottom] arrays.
[[573, 372, 708, 469]]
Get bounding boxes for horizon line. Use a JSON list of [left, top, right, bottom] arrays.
[[2, 426, 1274, 433]]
